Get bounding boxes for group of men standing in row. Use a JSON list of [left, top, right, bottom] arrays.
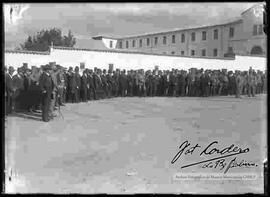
[[5, 63, 267, 122]]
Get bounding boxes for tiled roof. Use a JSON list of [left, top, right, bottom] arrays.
[[92, 18, 243, 40], [5, 49, 50, 55]]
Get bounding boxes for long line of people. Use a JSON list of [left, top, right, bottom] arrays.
[[5, 63, 267, 122]]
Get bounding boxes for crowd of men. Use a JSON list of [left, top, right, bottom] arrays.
[[5, 63, 267, 122]]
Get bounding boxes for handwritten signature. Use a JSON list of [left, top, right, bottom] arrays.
[[171, 140, 258, 173]]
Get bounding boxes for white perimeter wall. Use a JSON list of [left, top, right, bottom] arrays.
[[5, 48, 267, 72]]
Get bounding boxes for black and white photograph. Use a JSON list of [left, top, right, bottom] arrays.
[[3, 2, 267, 194]]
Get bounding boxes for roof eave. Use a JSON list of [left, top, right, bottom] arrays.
[[118, 19, 243, 40]]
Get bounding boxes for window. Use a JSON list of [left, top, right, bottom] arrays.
[[172, 35, 175, 43], [213, 48, 218, 57], [201, 49, 206, 56], [228, 47, 233, 53], [132, 40, 136, 47], [191, 32, 196, 41], [147, 38, 150, 46], [258, 24, 263, 35], [253, 25, 258, 35], [163, 36, 167, 45], [110, 41, 113, 48], [181, 51, 185, 55], [202, 31, 207, 41], [214, 29, 218, 39], [119, 41, 122, 49], [191, 50, 195, 56], [253, 24, 263, 35], [229, 27, 234, 38], [126, 41, 129, 48], [171, 51, 175, 55], [154, 37, 158, 45], [181, 34, 185, 43], [139, 39, 142, 47]]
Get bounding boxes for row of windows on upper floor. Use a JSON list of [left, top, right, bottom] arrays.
[[166, 48, 220, 57], [115, 27, 235, 49]]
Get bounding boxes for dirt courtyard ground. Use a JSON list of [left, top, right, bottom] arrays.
[[5, 95, 267, 194]]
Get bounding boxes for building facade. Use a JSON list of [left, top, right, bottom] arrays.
[[92, 3, 266, 58]]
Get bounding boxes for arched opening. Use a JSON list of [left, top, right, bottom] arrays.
[[250, 46, 263, 55]]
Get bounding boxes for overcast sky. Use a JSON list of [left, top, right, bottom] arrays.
[[4, 3, 258, 50]]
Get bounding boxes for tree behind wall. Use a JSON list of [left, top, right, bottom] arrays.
[[19, 28, 76, 51]]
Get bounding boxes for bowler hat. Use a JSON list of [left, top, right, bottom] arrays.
[[8, 66, 15, 72], [43, 64, 51, 71]]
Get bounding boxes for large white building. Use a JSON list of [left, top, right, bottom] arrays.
[[93, 3, 266, 58]]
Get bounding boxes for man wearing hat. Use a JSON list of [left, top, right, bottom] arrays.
[[119, 69, 128, 97], [12, 67, 25, 112], [87, 69, 96, 100], [137, 69, 145, 97], [49, 63, 59, 117], [247, 68, 256, 97], [200, 70, 206, 97], [39, 64, 54, 122], [235, 70, 242, 98], [106, 69, 113, 98], [5, 66, 15, 114], [113, 70, 120, 97], [81, 69, 88, 102], [93, 68, 102, 100], [56, 65, 66, 106], [227, 71, 233, 95], [151, 70, 159, 97], [101, 69, 108, 99], [67, 67, 76, 103], [28, 66, 42, 112], [74, 66, 81, 103]]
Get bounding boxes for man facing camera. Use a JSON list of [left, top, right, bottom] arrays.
[[39, 64, 54, 122]]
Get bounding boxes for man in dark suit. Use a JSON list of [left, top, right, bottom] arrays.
[[5, 66, 15, 114], [81, 70, 88, 102], [137, 69, 145, 97], [12, 67, 25, 112], [235, 70, 242, 98], [101, 69, 108, 99], [247, 68, 256, 97], [169, 70, 177, 97], [119, 69, 128, 97], [177, 70, 186, 97], [146, 70, 154, 97], [39, 64, 54, 122], [93, 68, 102, 100], [162, 70, 170, 96], [67, 67, 76, 103], [152, 70, 159, 97], [74, 66, 81, 103], [106, 70, 113, 98], [127, 70, 133, 97], [87, 69, 96, 100]]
